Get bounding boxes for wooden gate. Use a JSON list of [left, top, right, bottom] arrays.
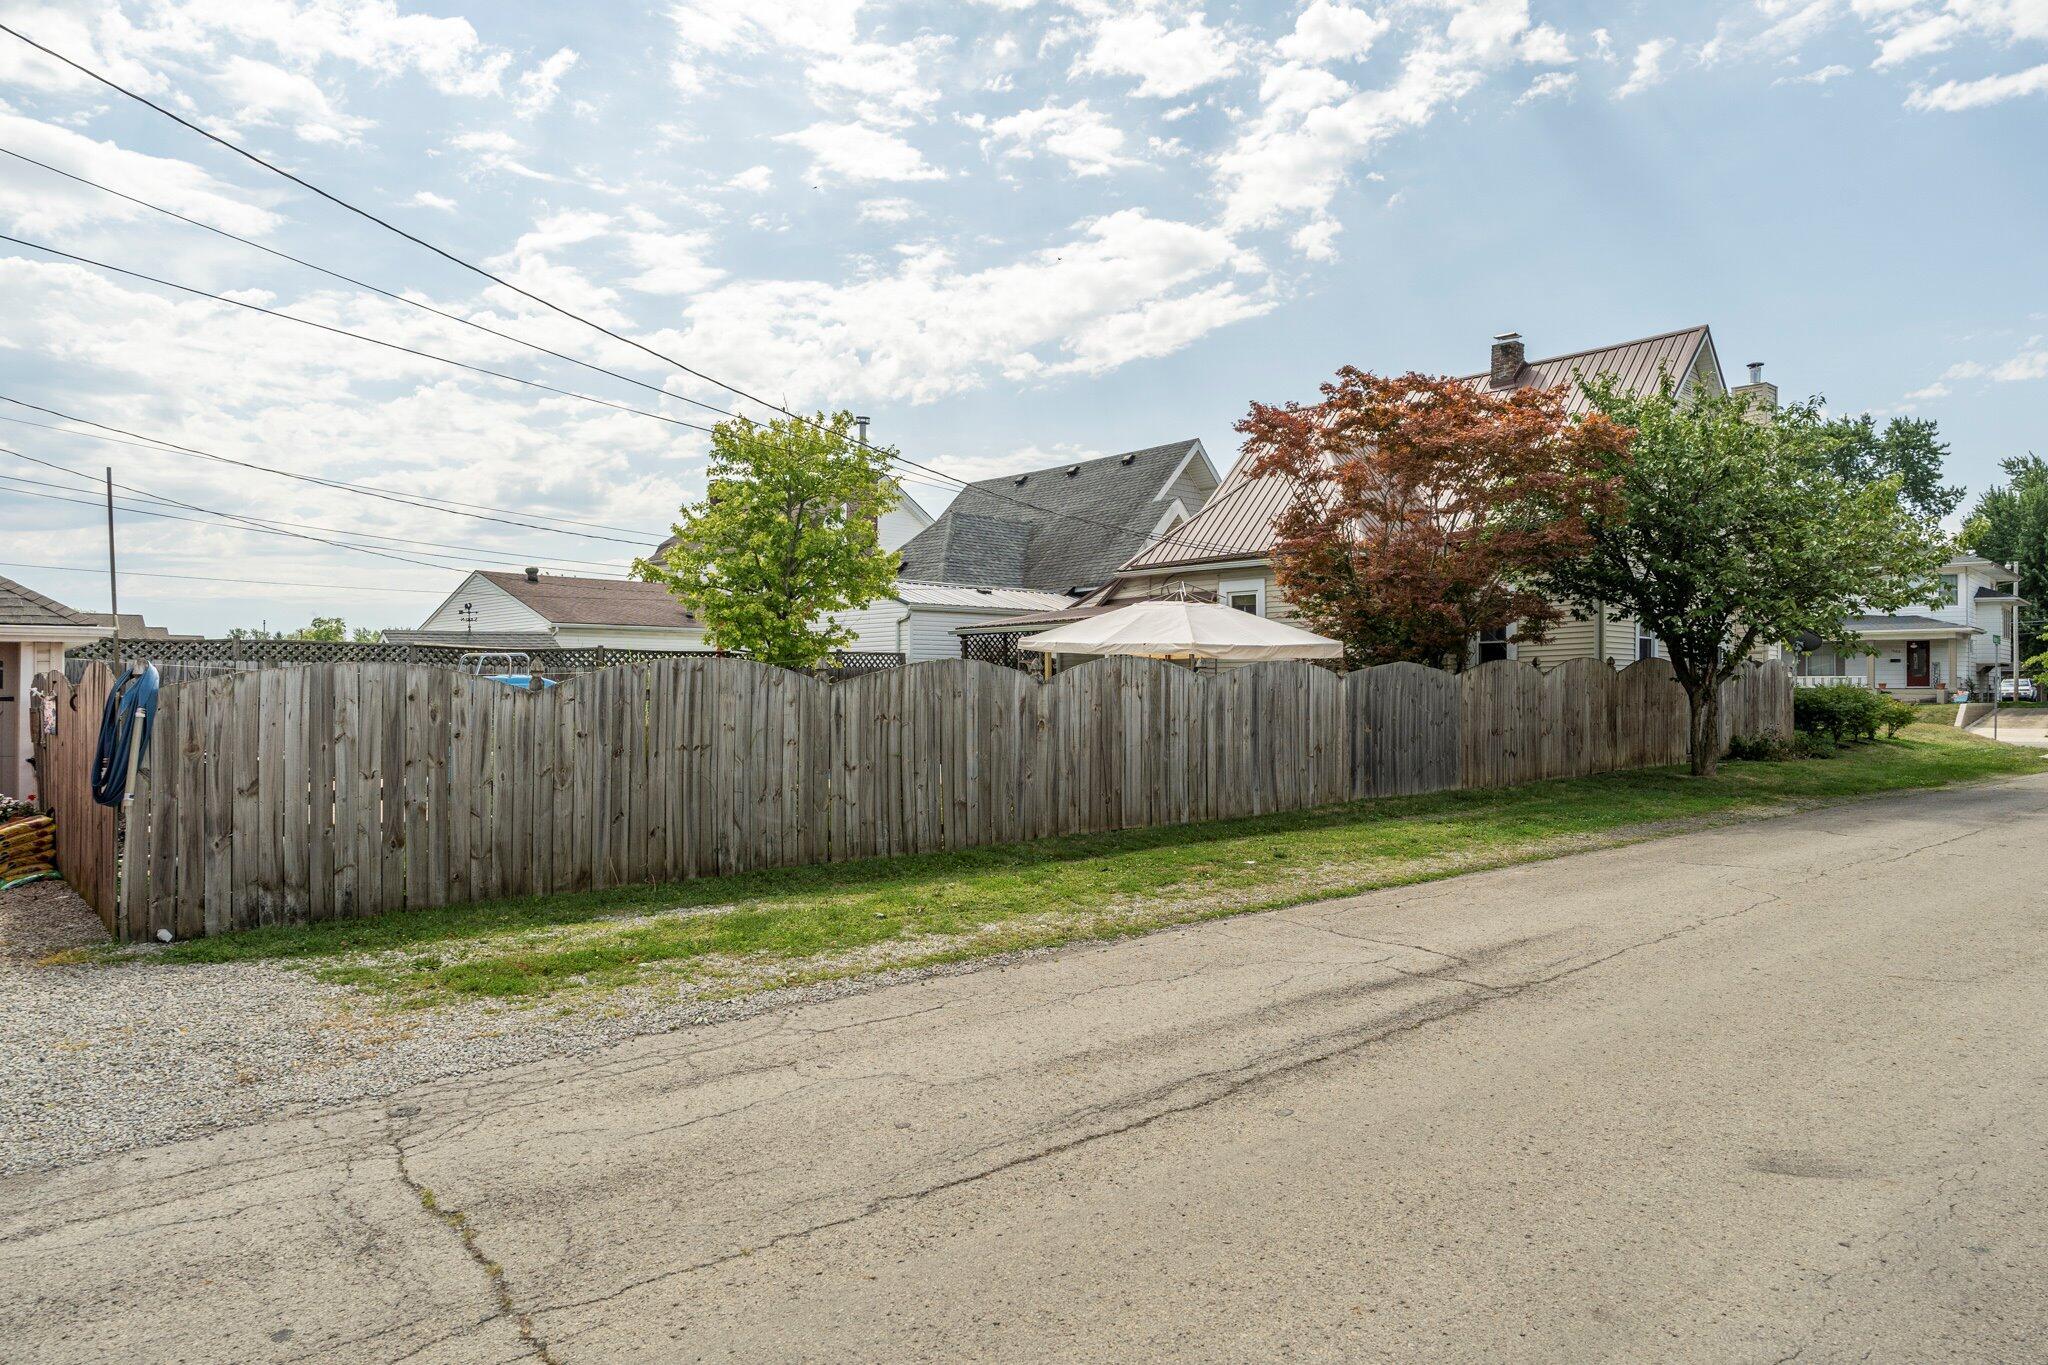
[[27, 664, 119, 929]]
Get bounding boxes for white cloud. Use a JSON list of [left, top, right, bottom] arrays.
[[622, 231, 726, 295], [975, 100, 1141, 176], [726, 165, 775, 193], [1907, 61, 2048, 109], [1519, 24, 1573, 64], [648, 209, 1269, 404], [1276, 2, 1391, 64], [1616, 38, 1673, 98], [1290, 216, 1341, 260], [408, 190, 458, 212], [0, 111, 282, 236], [776, 122, 946, 183], [1516, 70, 1577, 103], [1945, 339, 2048, 383], [1902, 381, 1952, 401], [857, 197, 919, 223], [513, 47, 579, 117], [212, 55, 371, 144], [1779, 63, 1852, 84], [1071, 8, 1242, 97]]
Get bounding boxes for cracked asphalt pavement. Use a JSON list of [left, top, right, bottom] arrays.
[[5, 775, 2046, 1363]]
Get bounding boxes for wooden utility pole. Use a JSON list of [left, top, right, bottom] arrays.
[[105, 466, 123, 674]]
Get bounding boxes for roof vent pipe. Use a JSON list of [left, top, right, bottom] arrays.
[[524, 566, 540, 583], [1747, 362, 1765, 384]]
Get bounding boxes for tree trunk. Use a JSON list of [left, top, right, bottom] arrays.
[[1686, 681, 1722, 777]]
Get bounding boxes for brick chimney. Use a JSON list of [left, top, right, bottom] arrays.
[[1732, 360, 1778, 422], [1490, 332, 1525, 387]]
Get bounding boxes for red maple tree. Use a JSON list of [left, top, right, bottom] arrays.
[[1239, 368, 1629, 670]]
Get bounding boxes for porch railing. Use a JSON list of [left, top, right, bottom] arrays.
[[1794, 675, 1872, 689]]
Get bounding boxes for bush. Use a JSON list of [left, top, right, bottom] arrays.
[[1794, 684, 1888, 743], [1876, 696, 1916, 738], [1789, 731, 1834, 759], [1725, 733, 1791, 762]]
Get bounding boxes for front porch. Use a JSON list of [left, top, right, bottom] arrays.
[[1795, 616, 1979, 703]]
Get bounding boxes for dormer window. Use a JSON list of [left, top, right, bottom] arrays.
[[1936, 573, 1958, 608]]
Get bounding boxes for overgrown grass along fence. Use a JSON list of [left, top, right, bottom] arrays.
[[75, 655, 1788, 942]]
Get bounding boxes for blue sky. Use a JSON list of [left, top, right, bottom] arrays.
[[0, 0, 2044, 635]]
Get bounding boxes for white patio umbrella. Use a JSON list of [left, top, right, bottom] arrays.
[[1018, 599, 1344, 662]]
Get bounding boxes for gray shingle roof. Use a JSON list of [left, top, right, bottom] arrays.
[[478, 571, 700, 628], [0, 575, 96, 630], [896, 440, 1208, 593]]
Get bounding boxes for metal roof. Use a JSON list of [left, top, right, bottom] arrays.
[[1842, 614, 1979, 637], [1117, 326, 1715, 575], [892, 581, 1076, 611]]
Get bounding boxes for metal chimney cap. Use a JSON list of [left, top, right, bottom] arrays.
[[1746, 361, 1765, 382], [1493, 331, 1522, 342], [524, 566, 540, 582]]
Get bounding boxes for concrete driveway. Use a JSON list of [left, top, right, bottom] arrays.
[[1970, 710, 2048, 748], [6, 775, 2047, 1363]]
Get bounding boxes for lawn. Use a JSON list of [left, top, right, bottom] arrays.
[[129, 722, 2043, 1008]]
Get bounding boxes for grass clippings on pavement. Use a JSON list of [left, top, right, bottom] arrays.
[[115, 722, 2043, 1009]]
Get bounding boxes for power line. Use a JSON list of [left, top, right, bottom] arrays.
[[0, 33, 1254, 563], [0, 458, 633, 575], [1, 451, 635, 577], [0, 231, 729, 444], [0, 446, 631, 570], [0, 557, 443, 594], [0, 396, 662, 543]]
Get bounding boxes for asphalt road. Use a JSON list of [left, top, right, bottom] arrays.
[[7, 775, 2047, 1364]]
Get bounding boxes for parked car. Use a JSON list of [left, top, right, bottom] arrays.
[[1998, 676, 2039, 701]]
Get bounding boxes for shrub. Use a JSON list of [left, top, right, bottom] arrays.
[[1876, 696, 1916, 739], [1725, 733, 1791, 762], [1794, 684, 1886, 743], [1789, 731, 1834, 759]]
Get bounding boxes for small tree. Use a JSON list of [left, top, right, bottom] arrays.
[[636, 412, 900, 670], [1542, 378, 1949, 776], [1240, 369, 1628, 669]]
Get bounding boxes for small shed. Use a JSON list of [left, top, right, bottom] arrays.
[[0, 576, 108, 798]]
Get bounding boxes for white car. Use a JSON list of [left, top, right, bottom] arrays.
[[1998, 677, 2039, 702]]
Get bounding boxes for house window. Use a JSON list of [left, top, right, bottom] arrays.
[[1936, 574, 1958, 608], [1219, 578, 1265, 616], [1637, 629, 1659, 661], [1477, 627, 1511, 664]]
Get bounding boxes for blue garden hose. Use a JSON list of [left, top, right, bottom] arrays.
[[92, 665, 159, 807]]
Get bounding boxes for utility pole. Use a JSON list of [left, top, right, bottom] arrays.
[[104, 466, 122, 674]]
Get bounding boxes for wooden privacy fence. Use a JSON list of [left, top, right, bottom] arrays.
[[27, 664, 119, 927], [110, 655, 1791, 941]]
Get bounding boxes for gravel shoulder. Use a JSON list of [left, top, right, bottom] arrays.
[[0, 878, 1084, 1176]]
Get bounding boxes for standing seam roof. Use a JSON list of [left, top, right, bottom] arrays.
[[1117, 326, 1714, 574]]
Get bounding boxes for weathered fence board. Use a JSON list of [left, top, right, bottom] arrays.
[[108, 655, 1791, 941], [26, 666, 119, 929]]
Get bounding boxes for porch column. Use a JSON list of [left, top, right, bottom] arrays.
[[1947, 637, 1960, 697], [1866, 649, 1877, 689]]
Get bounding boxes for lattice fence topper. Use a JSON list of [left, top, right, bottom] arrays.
[[68, 637, 904, 679]]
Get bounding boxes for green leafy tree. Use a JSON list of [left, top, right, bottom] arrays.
[[1541, 378, 1949, 777], [1817, 413, 1964, 521], [288, 616, 349, 642], [1961, 453, 2048, 662], [226, 624, 281, 641], [636, 412, 900, 669]]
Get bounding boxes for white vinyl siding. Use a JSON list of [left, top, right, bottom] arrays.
[[824, 601, 910, 655], [419, 574, 552, 634]]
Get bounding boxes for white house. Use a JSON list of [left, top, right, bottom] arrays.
[[1, 576, 108, 798], [391, 569, 709, 653], [879, 483, 934, 553], [826, 580, 1077, 662], [1793, 553, 2026, 700]]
